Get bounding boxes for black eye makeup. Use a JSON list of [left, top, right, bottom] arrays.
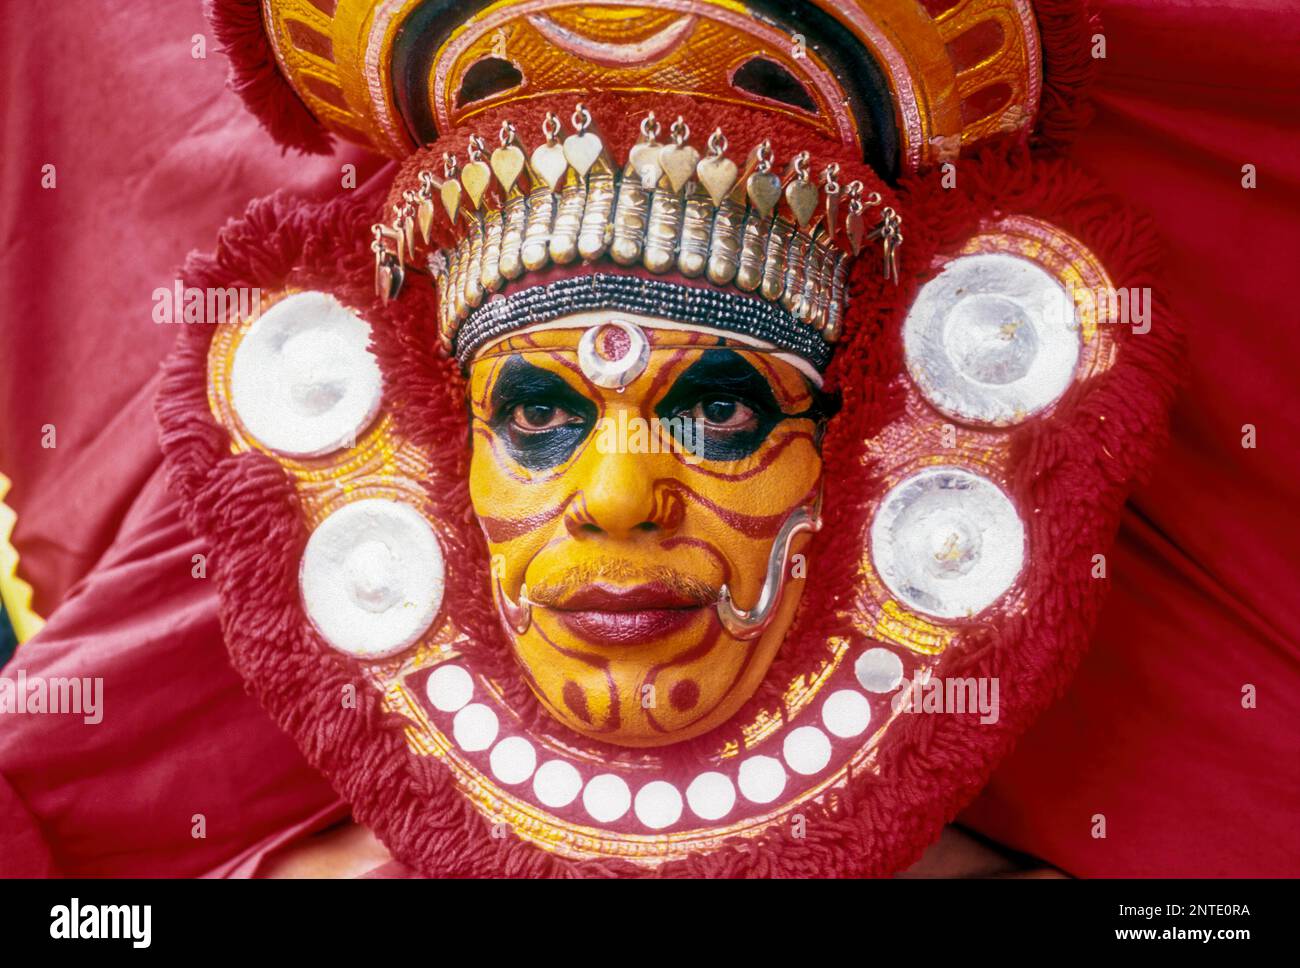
[[655, 350, 811, 462], [488, 356, 596, 470]]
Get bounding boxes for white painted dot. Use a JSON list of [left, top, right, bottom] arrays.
[[783, 725, 832, 775], [426, 665, 473, 713], [737, 755, 786, 805], [533, 760, 583, 808], [489, 736, 536, 785], [634, 781, 683, 830], [583, 774, 632, 823], [452, 703, 498, 752], [856, 647, 905, 693], [686, 772, 736, 821], [822, 689, 872, 738]]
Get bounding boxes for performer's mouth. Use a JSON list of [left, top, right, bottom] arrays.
[[545, 583, 712, 645]]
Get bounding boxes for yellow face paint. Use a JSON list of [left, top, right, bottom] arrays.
[[468, 316, 827, 746]]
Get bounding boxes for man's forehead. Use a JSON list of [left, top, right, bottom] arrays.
[[468, 313, 816, 403], [470, 311, 824, 381], [473, 316, 705, 356], [471, 332, 812, 409]]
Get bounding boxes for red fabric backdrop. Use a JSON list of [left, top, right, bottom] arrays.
[[1, 0, 1296, 875]]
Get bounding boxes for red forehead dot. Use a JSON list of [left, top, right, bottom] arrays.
[[597, 324, 632, 362]]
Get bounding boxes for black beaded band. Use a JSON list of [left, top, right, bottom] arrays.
[[453, 274, 834, 371]]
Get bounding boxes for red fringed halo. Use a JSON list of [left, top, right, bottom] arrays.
[[156, 122, 1181, 874]]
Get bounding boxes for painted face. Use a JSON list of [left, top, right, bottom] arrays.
[[468, 312, 829, 747]]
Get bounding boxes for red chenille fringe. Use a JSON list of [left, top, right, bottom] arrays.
[[156, 136, 1181, 876], [1032, 0, 1101, 151], [205, 0, 334, 155]]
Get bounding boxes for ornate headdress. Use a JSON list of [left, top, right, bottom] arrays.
[[157, 0, 1179, 876], [240, 0, 1063, 374], [404, 113, 894, 367]]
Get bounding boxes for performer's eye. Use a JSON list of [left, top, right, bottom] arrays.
[[690, 395, 759, 432], [489, 357, 595, 470], [656, 350, 784, 461], [498, 395, 592, 468], [511, 402, 584, 432]]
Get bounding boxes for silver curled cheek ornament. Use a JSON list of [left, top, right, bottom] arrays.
[[715, 489, 823, 640], [491, 554, 532, 635]]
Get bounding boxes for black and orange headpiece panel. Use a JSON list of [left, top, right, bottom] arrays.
[[238, 0, 1051, 174]]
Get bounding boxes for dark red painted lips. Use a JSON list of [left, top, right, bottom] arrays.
[[543, 583, 713, 646]]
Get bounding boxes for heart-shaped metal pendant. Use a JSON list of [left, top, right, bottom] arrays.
[[490, 145, 526, 195], [697, 155, 738, 206], [530, 142, 569, 192], [563, 131, 604, 179], [402, 215, 416, 258], [628, 140, 664, 189], [659, 143, 701, 193], [440, 179, 462, 224], [846, 210, 866, 255], [376, 258, 404, 303], [461, 159, 493, 210], [746, 171, 782, 218], [786, 178, 820, 229], [824, 192, 841, 242], [417, 198, 435, 245]]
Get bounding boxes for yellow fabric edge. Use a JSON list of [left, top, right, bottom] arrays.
[[0, 471, 44, 644]]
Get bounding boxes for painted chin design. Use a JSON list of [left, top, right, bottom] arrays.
[[486, 499, 821, 745]]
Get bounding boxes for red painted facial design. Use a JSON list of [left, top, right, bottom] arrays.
[[468, 315, 829, 746]]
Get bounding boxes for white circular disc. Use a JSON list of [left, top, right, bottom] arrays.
[[685, 772, 737, 822], [452, 703, 499, 752], [783, 726, 832, 776], [871, 467, 1025, 620], [737, 756, 786, 805], [634, 781, 684, 830], [489, 736, 537, 785], [822, 689, 872, 738], [855, 647, 905, 694], [583, 774, 632, 823], [300, 499, 445, 658], [230, 291, 383, 457], [533, 760, 583, 809], [426, 665, 473, 712], [904, 253, 1080, 425]]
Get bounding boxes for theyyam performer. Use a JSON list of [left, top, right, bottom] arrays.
[[149, 0, 1179, 875]]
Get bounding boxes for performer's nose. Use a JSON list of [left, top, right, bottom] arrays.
[[566, 422, 679, 539]]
